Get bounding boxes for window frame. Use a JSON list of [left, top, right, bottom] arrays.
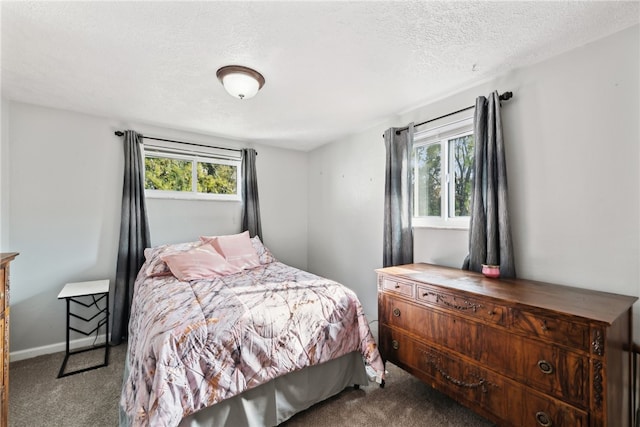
[[142, 142, 242, 202], [412, 116, 474, 229]]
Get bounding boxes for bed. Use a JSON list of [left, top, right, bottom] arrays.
[[119, 232, 384, 427]]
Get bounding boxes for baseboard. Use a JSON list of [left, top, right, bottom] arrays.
[[9, 334, 109, 362]]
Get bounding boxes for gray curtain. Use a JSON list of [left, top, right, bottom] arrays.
[[383, 124, 414, 267], [241, 148, 262, 239], [111, 130, 151, 345], [463, 92, 516, 278]]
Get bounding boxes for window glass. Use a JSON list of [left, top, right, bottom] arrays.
[[145, 156, 192, 191], [415, 143, 442, 217], [449, 134, 474, 217], [197, 161, 237, 195], [412, 116, 473, 228], [143, 145, 241, 201]]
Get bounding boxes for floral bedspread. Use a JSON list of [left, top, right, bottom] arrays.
[[120, 261, 384, 427]]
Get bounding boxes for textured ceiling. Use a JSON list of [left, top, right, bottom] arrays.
[[2, 1, 638, 151]]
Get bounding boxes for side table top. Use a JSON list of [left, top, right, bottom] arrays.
[[57, 279, 110, 299]]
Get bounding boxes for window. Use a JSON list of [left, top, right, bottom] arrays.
[[143, 141, 241, 201], [413, 116, 474, 228]]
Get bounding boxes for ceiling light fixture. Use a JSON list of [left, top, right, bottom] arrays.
[[216, 65, 265, 100]]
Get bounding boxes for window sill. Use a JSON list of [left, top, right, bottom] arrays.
[[145, 190, 241, 202], [413, 217, 469, 230], [413, 224, 469, 231]]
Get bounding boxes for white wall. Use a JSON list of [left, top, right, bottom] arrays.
[[1, 98, 10, 250], [307, 122, 393, 316], [2, 102, 308, 354], [253, 144, 308, 269], [308, 25, 640, 336]]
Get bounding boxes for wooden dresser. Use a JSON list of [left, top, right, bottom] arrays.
[[377, 263, 637, 427], [0, 253, 18, 427]]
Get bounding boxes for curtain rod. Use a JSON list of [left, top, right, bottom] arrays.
[[114, 131, 245, 154], [390, 91, 513, 136]]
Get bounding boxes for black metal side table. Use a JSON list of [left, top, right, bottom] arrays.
[[56, 280, 109, 378]]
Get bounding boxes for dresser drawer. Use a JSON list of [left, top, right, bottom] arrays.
[[480, 327, 587, 407], [380, 325, 520, 426], [511, 309, 590, 351], [416, 284, 506, 326], [479, 323, 587, 407], [518, 345, 587, 408], [380, 277, 414, 298], [522, 390, 588, 427], [379, 294, 479, 357]]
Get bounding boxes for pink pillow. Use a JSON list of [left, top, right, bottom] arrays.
[[160, 244, 242, 281], [200, 231, 260, 270], [143, 241, 204, 277]]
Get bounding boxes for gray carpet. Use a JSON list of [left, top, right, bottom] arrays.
[[10, 344, 125, 427], [283, 364, 495, 427], [9, 344, 494, 426]]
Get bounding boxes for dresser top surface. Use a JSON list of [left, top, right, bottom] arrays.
[[0, 252, 19, 266], [377, 263, 637, 325]]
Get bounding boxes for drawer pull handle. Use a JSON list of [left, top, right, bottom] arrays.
[[537, 360, 554, 375], [394, 284, 400, 289], [392, 308, 401, 317], [422, 351, 495, 393], [429, 292, 481, 313], [392, 340, 399, 350], [535, 411, 552, 426]]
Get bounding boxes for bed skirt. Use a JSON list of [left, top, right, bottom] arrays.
[[120, 350, 370, 427]]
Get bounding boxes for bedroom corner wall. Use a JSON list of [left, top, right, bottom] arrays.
[[308, 24, 640, 338], [250, 144, 308, 270], [307, 122, 393, 318], [5, 102, 308, 356]]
